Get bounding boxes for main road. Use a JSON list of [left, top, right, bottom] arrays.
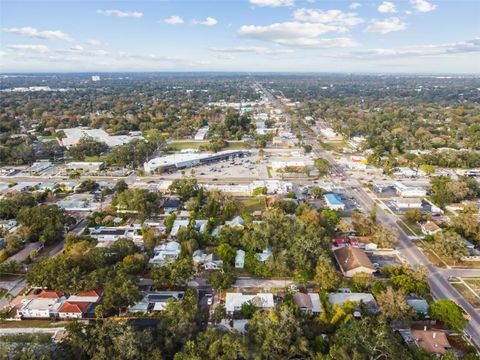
[[257, 82, 480, 348]]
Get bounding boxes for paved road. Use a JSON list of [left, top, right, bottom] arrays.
[[233, 278, 294, 289], [257, 82, 480, 348]]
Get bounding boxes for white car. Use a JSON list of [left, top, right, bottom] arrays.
[[206, 295, 213, 306]]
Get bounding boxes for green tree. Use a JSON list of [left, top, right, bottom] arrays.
[[314, 255, 341, 291], [429, 300, 468, 332]]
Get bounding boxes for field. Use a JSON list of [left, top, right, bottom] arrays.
[[238, 197, 266, 212], [450, 281, 480, 308]]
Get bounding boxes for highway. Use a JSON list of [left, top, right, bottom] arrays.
[[257, 82, 480, 349]]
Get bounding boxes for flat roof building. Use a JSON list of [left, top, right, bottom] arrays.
[[58, 127, 140, 148], [324, 193, 345, 211]]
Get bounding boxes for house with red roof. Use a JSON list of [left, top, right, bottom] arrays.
[[58, 301, 92, 319]]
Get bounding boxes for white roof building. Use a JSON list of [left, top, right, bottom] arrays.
[[149, 241, 181, 266], [58, 127, 140, 148], [225, 293, 275, 313]]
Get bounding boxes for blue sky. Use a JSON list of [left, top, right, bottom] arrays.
[[1, 0, 479, 73]]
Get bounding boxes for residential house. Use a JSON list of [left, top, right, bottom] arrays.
[[420, 221, 441, 236], [225, 216, 245, 229], [149, 241, 181, 266], [293, 292, 321, 314], [406, 298, 429, 317], [411, 329, 451, 355], [129, 291, 184, 313], [163, 197, 181, 214], [58, 301, 92, 319], [333, 246, 376, 277], [256, 247, 272, 263], [19, 290, 65, 319], [203, 253, 223, 270], [328, 293, 379, 314], [235, 249, 246, 269], [225, 293, 275, 314]]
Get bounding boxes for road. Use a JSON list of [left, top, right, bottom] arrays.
[[257, 82, 480, 348]]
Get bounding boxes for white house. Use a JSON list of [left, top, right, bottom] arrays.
[[420, 221, 441, 235], [225, 293, 275, 314], [394, 183, 427, 198], [19, 291, 65, 319], [256, 247, 272, 263], [293, 292, 322, 314], [393, 198, 423, 210], [225, 216, 245, 229], [235, 249, 246, 269], [149, 241, 181, 266]]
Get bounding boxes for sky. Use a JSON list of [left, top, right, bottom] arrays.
[[0, 0, 479, 73]]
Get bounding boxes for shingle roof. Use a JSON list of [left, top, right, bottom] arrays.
[[411, 329, 451, 354], [333, 246, 375, 273]]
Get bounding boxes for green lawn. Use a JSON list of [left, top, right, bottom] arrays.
[[0, 320, 69, 329], [238, 197, 266, 213], [451, 282, 480, 308]]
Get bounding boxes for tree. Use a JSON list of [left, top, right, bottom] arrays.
[[103, 274, 142, 313], [112, 188, 161, 220], [404, 208, 423, 224], [429, 300, 468, 331], [371, 280, 387, 297], [310, 186, 324, 199], [431, 230, 469, 263], [314, 255, 341, 291], [247, 305, 311, 359], [350, 272, 372, 292], [207, 268, 236, 291], [211, 304, 226, 325], [76, 179, 98, 193], [372, 223, 398, 248], [376, 287, 414, 320], [17, 204, 72, 245], [314, 158, 331, 176], [114, 180, 128, 194], [252, 186, 267, 196], [216, 243, 236, 265]]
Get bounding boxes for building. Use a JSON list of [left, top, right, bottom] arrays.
[[194, 126, 209, 141], [0, 219, 17, 232], [393, 198, 423, 210], [293, 292, 321, 314], [407, 298, 429, 316], [225, 216, 245, 229], [57, 193, 102, 212], [225, 293, 275, 314], [144, 150, 249, 173], [420, 221, 441, 235], [235, 249, 246, 269], [328, 293, 379, 314], [149, 241, 181, 266], [333, 246, 376, 277], [323, 193, 345, 211], [58, 301, 92, 319], [66, 162, 105, 171], [67, 289, 103, 303], [91, 75, 101, 81], [410, 329, 451, 355], [89, 226, 142, 246], [19, 290, 65, 319], [26, 161, 52, 174], [58, 127, 140, 148], [256, 247, 272, 263], [394, 183, 427, 198], [129, 291, 185, 313]]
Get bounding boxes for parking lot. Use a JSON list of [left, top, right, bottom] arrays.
[[367, 252, 400, 268], [162, 153, 260, 180]]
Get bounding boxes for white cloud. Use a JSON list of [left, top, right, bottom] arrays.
[[351, 38, 480, 58], [239, 22, 357, 47], [249, 0, 294, 7], [163, 16, 184, 25], [292, 9, 364, 30], [378, 1, 397, 13], [7, 44, 50, 53], [86, 39, 101, 46], [96, 9, 143, 18], [198, 17, 218, 26], [410, 0, 437, 12], [210, 46, 294, 55], [69, 45, 84, 52], [349, 2, 361, 9], [365, 17, 406, 34], [3, 27, 72, 41]]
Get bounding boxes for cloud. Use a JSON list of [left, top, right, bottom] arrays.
[[350, 38, 480, 58], [163, 16, 184, 25], [195, 17, 218, 26], [365, 17, 406, 34], [3, 27, 72, 41], [239, 22, 357, 47], [210, 46, 294, 55], [7, 44, 50, 53], [96, 9, 143, 18], [410, 0, 437, 12], [292, 9, 363, 30], [249, 0, 294, 7], [86, 39, 101, 46], [349, 2, 361, 9], [378, 1, 397, 13]]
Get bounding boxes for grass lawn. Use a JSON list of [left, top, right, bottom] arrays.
[[396, 220, 416, 236], [463, 278, 480, 294], [238, 197, 265, 213], [0, 320, 69, 329], [83, 155, 108, 162], [450, 282, 480, 308]]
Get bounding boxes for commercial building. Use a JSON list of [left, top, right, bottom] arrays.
[[58, 127, 140, 148], [323, 193, 345, 211], [144, 150, 250, 173], [194, 126, 209, 140], [66, 162, 105, 171], [394, 183, 427, 198], [393, 198, 423, 210]]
